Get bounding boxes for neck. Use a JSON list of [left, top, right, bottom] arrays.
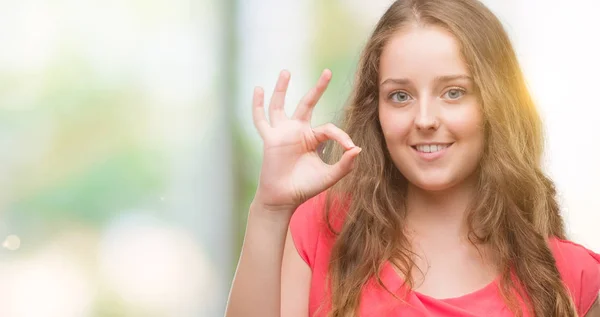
[[405, 176, 478, 240]]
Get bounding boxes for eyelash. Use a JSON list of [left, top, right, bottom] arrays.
[[443, 87, 466, 100], [388, 91, 412, 103], [387, 87, 467, 103]]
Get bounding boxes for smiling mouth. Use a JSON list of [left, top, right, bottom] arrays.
[[411, 143, 454, 153]]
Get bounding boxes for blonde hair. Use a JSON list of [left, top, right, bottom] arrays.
[[323, 0, 576, 316]]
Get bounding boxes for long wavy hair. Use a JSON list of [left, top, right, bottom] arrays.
[[322, 0, 576, 316]]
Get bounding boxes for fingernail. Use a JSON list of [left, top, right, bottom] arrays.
[[356, 147, 362, 153], [346, 140, 355, 148]]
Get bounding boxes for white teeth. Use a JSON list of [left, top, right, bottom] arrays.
[[415, 144, 450, 153]]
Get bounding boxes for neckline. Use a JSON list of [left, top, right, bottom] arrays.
[[381, 261, 499, 303]]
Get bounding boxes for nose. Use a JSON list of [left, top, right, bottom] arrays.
[[414, 99, 440, 131]]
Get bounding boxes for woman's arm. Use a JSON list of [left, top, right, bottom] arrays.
[[226, 203, 312, 317], [281, 228, 312, 316], [225, 202, 294, 317], [226, 69, 358, 317]]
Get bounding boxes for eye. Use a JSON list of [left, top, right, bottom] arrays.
[[442, 88, 466, 100], [389, 91, 413, 103]]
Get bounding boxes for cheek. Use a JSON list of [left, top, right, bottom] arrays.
[[444, 105, 484, 141], [379, 108, 413, 141]]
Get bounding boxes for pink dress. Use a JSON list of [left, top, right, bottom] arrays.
[[290, 193, 600, 316]]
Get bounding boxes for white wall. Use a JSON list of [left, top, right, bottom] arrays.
[[488, 0, 600, 248]]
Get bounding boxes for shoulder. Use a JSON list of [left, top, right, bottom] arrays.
[[289, 192, 347, 268], [290, 192, 330, 241], [548, 237, 600, 315], [549, 237, 600, 282]]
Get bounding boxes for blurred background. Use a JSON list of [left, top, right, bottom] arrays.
[[0, 0, 598, 316]]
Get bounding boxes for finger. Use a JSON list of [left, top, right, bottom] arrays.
[[312, 123, 356, 150], [268, 70, 291, 126], [252, 87, 269, 136], [323, 146, 362, 188], [292, 69, 332, 122]]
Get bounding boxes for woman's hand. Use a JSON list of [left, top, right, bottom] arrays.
[[252, 69, 361, 212]]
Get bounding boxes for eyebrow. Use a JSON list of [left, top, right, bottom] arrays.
[[379, 75, 473, 87]]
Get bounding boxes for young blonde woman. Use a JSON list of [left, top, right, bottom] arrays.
[[226, 0, 600, 316]]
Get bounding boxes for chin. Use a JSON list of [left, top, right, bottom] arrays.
[[405, 170, 478, 193], [403, 172, 460, 192], [410, 180, 455, 192]]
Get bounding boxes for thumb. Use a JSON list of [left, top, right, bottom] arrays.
[[323, 146, 362, 187]]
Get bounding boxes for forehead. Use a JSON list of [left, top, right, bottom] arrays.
[[379, 26, 469, 82]]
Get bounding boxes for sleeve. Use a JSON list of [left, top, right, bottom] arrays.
[[549, 238, 600, 316], [289, 192, 327, 269]]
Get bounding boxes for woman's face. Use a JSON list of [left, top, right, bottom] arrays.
[[378, 25, 484, 192]]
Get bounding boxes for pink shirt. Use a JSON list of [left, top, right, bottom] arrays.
[[290, 193, 600, 317]]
